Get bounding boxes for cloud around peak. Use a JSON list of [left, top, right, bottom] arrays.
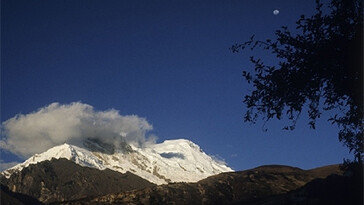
[[1, 102, 156, 158]]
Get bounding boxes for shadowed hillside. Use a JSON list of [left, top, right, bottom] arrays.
[[2, 160, 360, 205], [0, 158, 155, 203], [0, 184, 43, 205], [64, 164, 347, 204]]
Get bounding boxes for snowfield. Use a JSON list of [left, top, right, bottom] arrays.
[[2, 139, 233, 184]]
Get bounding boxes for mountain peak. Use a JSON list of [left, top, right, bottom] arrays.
[[161, 138, 194, 144], [2, 139, 233, 184]]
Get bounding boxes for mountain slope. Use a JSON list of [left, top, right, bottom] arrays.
[[67, 165, 343, 204], [2, 139, 233, 184], [0, 158, 154, 203], [0, 185, 42, 205]]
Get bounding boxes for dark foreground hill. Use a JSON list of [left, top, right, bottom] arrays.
[[0, 184, 42, 205], [0, 158, 155, 204], [255, 172, 363, 205], [2, 160, 361, 205], [63, 164, 361, 205]]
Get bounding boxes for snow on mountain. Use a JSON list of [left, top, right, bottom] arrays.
[[2, 139, 233, 184]]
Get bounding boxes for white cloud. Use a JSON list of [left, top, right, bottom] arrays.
[[1, 102, 155, 158]]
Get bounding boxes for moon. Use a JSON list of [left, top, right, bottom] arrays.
[[273, 10, 279, 15]]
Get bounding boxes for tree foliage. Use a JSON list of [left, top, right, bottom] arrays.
[[232, 0, 363, 161]]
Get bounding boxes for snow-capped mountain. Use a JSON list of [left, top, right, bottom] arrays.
[[2, 139, 233, 184]]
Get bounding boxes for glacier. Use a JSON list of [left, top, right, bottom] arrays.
[[1, 139, 233, 185]]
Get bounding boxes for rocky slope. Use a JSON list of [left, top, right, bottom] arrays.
[[0, 185, 42, 205], [2, 161, 358, 205], [245, 170, 363, 205], [64, 164, 343, 204], [0, 158, 154, 203], [2, 139, 232, 185]]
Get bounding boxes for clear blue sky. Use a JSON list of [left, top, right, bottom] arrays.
[[1, 0, 351, 170]]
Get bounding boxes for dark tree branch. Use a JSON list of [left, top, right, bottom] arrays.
[[233, 0, 363, 161]]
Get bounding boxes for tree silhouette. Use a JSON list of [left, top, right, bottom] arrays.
[[232, 0, 363, 162]]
